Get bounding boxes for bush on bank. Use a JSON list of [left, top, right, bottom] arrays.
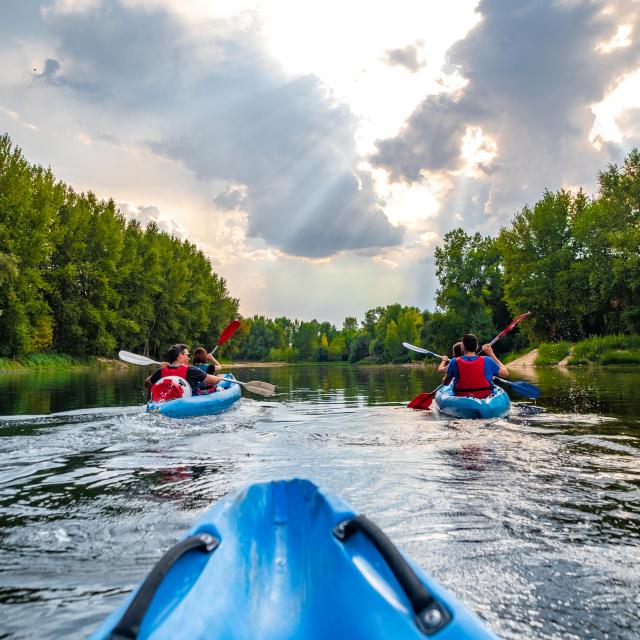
[[534, 335, 640, 365], [0, 354, 110, 371]]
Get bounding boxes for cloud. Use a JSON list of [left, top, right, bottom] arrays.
[[371, 0, 640, 232], [214, 185, 247, 211], [36, 58, 61, 80], [117, 201, 189, 239], [34, 0, 403, 258], [383, 42, 425, 73], [373, 93, 483, 180]]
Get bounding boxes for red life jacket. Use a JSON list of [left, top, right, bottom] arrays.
[[150, 365, 194, 403], [454, 356, 492, 399], [160, 365, 189, 379]]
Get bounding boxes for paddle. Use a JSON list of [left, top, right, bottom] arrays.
[[210, 320, 241, 355], [406, 385, 444, 409], [118, 351, 276, 397], [401, 343, 443, 358], [493, 377, 540, 398], [479, 311, 531, 353]]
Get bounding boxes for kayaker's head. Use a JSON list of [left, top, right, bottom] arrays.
[[461, 334, 478, 355], [192, 347, 209, 364], [452, 341, 463, 358], [166, 343, 190, 365]]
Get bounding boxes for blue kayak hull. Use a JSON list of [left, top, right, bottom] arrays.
[[435, 384, 510, 419], [91, 479, 496, 639], [146, 373, 241, 418]]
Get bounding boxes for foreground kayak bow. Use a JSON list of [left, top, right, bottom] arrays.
[[91, 479, 496, 639]]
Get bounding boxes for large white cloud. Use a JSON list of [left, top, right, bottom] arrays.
[[371, 0, 640, 233], [22, 0, 403, 258]]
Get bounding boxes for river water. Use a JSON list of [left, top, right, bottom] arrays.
[[0, 364, 638, 639]]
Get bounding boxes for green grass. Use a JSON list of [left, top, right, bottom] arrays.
[[599, 349, 640, 365], [571, 334, 640, 364], [535, 341, 571, 365], [0, 353, 102, 371]]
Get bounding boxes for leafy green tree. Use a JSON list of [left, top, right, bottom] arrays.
[[348, 333, 371, 362], [498, 190, 583, 341]]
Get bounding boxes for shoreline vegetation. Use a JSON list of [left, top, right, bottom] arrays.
[[2, 134, 640, 369], [2, 332, 639, 373]]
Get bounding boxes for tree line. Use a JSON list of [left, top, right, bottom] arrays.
[[1, 132, 638, 363], [0, 134, 238, 359]]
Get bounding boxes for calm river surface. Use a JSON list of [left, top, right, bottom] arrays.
[[0, 364, 638, 639]]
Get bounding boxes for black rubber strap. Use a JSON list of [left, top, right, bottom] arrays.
[[333, 516, 451, 635], [109, 532, 219, 640], [453, 385, 492, 393]]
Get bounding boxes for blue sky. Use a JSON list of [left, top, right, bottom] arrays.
[[1, 0, 640, 324]]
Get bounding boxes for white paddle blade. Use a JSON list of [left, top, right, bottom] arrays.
[[402, 342, 429, 354], [118, 350, 161, 366]]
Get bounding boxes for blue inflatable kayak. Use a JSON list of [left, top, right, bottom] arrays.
[[91, 479, 496, 639], [435, 384, 510, 419], [146, 373, 241, 418]]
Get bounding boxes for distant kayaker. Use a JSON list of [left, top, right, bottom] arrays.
[[192, 347, 222, 393], [446, 334, 509, 398], [144, 343, 225, 396]]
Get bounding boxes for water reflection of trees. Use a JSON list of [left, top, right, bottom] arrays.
[[515, 367, 640, 418], [234, 364, 443, 406], [0, 369, 147, 416]]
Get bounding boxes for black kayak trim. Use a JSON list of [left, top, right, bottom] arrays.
[[333, 515, 451, 636], [109, 532, 219, 640]]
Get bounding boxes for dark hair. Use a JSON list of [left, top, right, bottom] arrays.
[[192, 347, 208, 364], [462, 334, 478, 353], [452, 341, 463, 358], [166, 343, 189, 363]]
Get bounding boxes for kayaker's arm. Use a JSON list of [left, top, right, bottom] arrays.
[[144, 366, 166, 389], [207, 353, 222, 369], [482, 344, 509, 378], [204, 374, 225, 385], [437, 356, 449, 374]]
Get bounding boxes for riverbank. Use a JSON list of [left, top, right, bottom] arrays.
[[0, 354, 129, 373], [508, 334, 640, 367]]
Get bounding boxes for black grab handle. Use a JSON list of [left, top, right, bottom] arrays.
[[333, 515, 451, 635], [110, 532, 219, 640]]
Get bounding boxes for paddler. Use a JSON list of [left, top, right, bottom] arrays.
[[445, 334, 509, 398], [192, 347, 222, 393], [437, 341, 463, 376], [144, 343, 225, 397]]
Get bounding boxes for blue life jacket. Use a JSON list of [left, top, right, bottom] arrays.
[[194, 363, 215, 391]]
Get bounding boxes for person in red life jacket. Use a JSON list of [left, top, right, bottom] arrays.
[[445, 334, 509, 398], [144, 343, 225, 397], [192, 347, 222, 393]]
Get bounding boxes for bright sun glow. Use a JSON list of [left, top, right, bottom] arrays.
[[590, 66, 640, 147], [460, 126, 497, 176], [596, 24, 633, 53]]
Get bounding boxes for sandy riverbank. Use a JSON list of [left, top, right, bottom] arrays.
[[507, 349, 539, 368]]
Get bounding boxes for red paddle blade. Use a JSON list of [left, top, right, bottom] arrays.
[[407, 393, 435, 410], [217, 320, 241, 346], [497, 311, 531, 339]]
